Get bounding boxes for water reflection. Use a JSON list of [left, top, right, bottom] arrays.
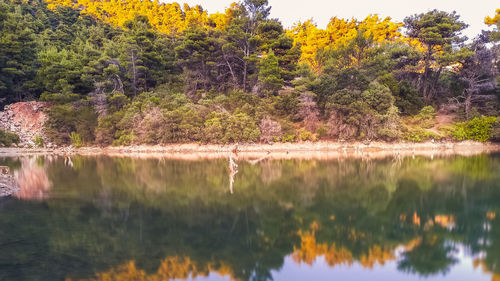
[[229, 155, 238, 194], [0, 153, 499, 281], [13, 157, 52, 200]]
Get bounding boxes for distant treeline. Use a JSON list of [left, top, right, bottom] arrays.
[[0, 0, 499, 146]]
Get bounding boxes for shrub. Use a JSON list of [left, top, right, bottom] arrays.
[[416, 106, 436, 129], [316, 124, 328, 140], [224, 113, 260, 143], [162, 107, 203, 143], [378, 73, 422, 115], [259, 116, 282, 143], [403, 128, 441, 142], [418, 106, 436, 119], [438, 125, 455, 138], [202, 112, 227, 143], [113, 130, 135, 146], [282, 134, 296, 143], [452, 116, 497, 142], [95, 112, 124, 146], [298, 92, 320, 132], [378, 128, 401, 141], [70, 132, 83, 148], [40, 93, 81, 104], [34, 135, 44, 147], [45, 104, 98, 145], [326, 82, 396, 140], [136, 106, 165, 144], [492, 119, 500, 142], [400, 106, 439, 142], [108, 94, 129, 112], [0, 130, 20, 147], [300, 130, 313, 141]]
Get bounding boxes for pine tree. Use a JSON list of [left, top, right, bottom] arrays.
[[258, 50, 283, 96], [0, 0, 38, 105]]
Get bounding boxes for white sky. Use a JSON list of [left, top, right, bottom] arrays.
[[179, 0, 499, 40]]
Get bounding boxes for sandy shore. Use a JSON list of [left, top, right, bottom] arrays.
[[0, 141, 499, 160]]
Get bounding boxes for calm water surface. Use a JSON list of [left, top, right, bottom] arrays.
[[0, 154, 500, 281]]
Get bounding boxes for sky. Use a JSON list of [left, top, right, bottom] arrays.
[[179, 0, 499, 40]]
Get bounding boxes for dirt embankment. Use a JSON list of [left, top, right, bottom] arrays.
[[0, 102, 51, 147], [1, 141, 499, 160]]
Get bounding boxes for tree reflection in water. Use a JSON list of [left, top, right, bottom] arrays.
[[0, 153, 499, 281]]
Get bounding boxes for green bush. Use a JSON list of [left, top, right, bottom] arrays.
[[224, 112, 260, 143], [40, 93, 81, 104], [70, 132, 83, 148], [452, 116, 497, 142], [416, 106, 436, 129], [108, 94, 129, 112], [438, 125, 455, 138], [202, 112, 227, 143], [201, 111, 260, 143], [316, 124, 328, 139], [282, 134, 296, 143], [492, 119, 500, 142], [378, 128, 401, 141], [300, 130, 313, 141], [113, 131, 135, 146], [0, 130, 20, 147], [45, 104, 98, 145], [34, 135, 44, 147], [95, 112, 124, 146], [404, 128, 441, 142]]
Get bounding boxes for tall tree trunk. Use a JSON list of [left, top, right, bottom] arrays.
[[422, 46, 432, 104], [242, 42, 251, 92], [243, 61, 247, 92], [465, 91, 472, 120], [224, 56, 237, 86], [131, 50, 138, 97]]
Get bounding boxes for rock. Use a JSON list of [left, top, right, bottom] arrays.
[[0, 166, 9, 174], [0, 172, 18, 197], [0, 101, 51, 147]]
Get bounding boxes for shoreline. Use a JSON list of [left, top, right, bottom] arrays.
[[1, 141, 499, 160]]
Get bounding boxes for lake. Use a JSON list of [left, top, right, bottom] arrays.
[[0, 153, 499, 281]]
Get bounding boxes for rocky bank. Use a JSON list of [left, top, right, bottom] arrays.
[[0, 166, 18, 197], [0, 101, 51, 147]]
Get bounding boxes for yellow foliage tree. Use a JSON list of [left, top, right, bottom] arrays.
[[43, 0, 231, 35], [485, 9, 500, 25], [287, 15, 407, 71], [485, 9, 500, 41]]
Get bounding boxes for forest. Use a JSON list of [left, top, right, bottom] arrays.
[[0, 0, 499, 146]]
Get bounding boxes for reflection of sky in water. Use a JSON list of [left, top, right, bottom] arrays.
[[273, 246, 489, 281], [171, 246, 490, 281]]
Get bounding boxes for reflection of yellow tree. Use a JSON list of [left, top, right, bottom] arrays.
[[291, 222, 351, 266], [67, 256, 237, 281], [359, 245, 395, 268], [291, 221, 395, 268], [473, 259, 500, 281]]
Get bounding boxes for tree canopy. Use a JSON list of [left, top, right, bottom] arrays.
[[0, 0, 499, 146]]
